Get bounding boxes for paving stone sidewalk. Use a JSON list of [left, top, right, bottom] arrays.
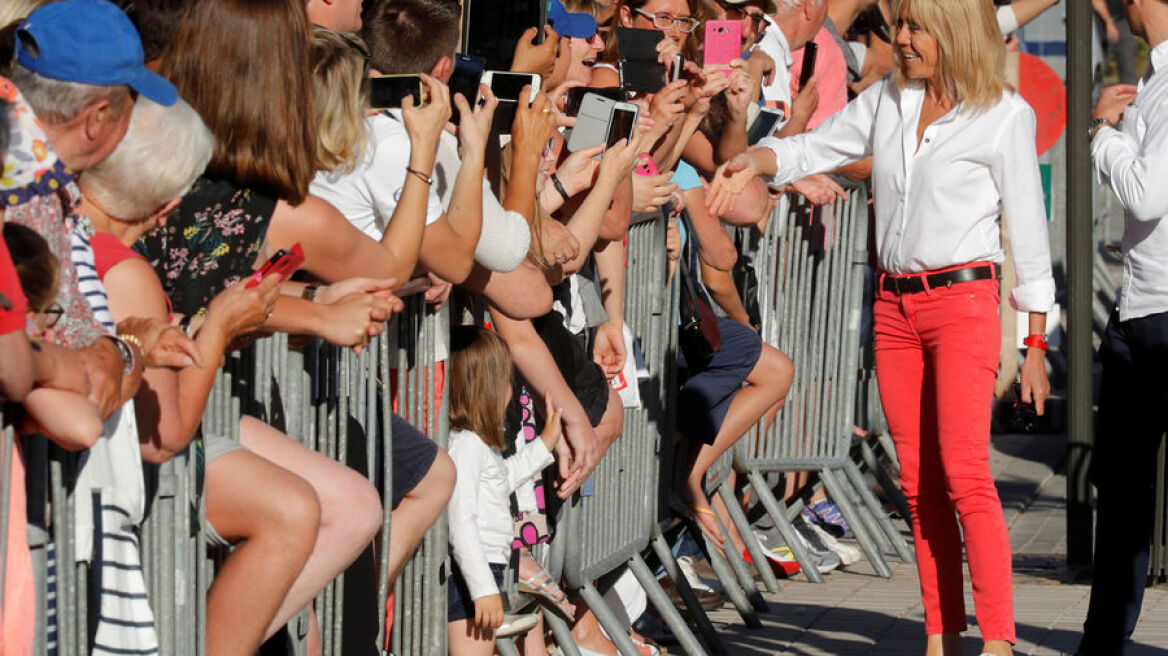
[[703, 433, 1168, 655]]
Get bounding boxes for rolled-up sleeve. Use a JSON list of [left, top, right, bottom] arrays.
[[473, 181, 531, 273], [991, 102, 1056, 313]]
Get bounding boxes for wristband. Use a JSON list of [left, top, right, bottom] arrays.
[[550, 173, 572, 203], [1023, 334, 1048, 351], [302, 282, 321, 302]]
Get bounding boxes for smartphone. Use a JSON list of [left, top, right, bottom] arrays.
[[704, 20, 742, 69], [618, 59, 667, 94], [448, 54, 486, 123], [605, 102, 639, 149], [615, 27, 664, 61], [565, 86, 627, 116], [634, 153, 659, 177], [462, 0, 548, 71], [799, 41, 819, 88], [480, 71, 541, 104], [747, 106, 785, 145], [369, 74, 426, 110], [482, 71, 542, 134], [248, 243, 305, 288], [567, 92, 617, 152], [671, 53, 685, 83]]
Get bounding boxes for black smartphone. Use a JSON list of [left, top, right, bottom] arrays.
[[565, 86, 628, 116], [619, 59, 667, 94], [747, 106, 785, 145], [799, 41, 818, 88], [369, 74, 425, 110], [615, 26, 663, 61], [462, 0, 548, 71], [448, 54, 485, 123]]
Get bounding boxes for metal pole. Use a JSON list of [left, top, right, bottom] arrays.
[[1066, 0, 1095, 569]]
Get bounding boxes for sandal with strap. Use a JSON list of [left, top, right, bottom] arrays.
[[517, 549, 576, 620]]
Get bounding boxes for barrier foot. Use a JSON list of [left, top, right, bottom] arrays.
[[843, 459, 914, 564], [650, 533, 727, 655], [745, 468, 825, 584], [836, 465, 894, 557], [544, 605, 581, 656], [698, 530, 761, 628], [858, 439, 911, 525], [821, 468, 892, 578], [626, 554, 709, 656], [717, 482, 782, 594], [579, 581, 643, 656]]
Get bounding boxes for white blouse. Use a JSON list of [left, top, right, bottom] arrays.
[[446, 429, 554, 601], [757, 78, 1056, 313]]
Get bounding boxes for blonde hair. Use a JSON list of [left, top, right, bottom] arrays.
[[890, 0, 1008, 112], [449, 326, 514, 450], [311, 26, 370, 173]]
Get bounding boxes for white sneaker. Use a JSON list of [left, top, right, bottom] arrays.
[[677, 555, 720, 593], [804, 518, 862, 566]]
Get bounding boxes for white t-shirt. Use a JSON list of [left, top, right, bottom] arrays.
[[446, 429, 554, 600], [309, 111, 444, 240]]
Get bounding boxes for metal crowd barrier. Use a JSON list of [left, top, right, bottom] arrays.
[[548, 213, 716, 656], [733, 182, 914, 582], [15, 296, 447, 655]]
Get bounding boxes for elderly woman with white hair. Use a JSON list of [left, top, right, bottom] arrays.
[[708, 1, 1055, 654], [74, 95, 338, 654]]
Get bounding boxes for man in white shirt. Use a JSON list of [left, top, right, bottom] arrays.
[[1082, 0, 1168, 653], [754, 0, 828, 134]]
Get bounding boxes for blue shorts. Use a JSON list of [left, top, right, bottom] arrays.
[[448, 562, 506, 623], [676, 318, 762, 444]]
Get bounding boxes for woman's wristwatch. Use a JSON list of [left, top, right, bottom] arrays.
[[1023, 334, 1048, 351]]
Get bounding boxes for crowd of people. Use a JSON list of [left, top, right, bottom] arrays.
[[5, 0, 1157, 655]]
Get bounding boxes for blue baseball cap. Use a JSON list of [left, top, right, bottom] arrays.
[[15, 0, 177, 106], [547, 0, 598, 40]]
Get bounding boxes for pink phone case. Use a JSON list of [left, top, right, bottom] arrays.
[[703, 20, 742, 69], [635, 153, 659, 177]]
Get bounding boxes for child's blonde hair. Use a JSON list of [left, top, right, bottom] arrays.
[[449, 326, 514, 449]]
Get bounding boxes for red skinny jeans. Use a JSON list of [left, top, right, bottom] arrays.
[[873, 267, 1014, 643]]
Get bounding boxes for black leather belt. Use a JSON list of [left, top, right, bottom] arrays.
[[881, 265, 998, 295]]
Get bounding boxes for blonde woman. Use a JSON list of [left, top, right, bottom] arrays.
[[707, 1, 1054, 654]]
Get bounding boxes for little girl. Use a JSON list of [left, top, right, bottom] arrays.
[[447, 326, 561, 654]]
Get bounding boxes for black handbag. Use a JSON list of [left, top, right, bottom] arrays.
[[676, 213, 722, 366]]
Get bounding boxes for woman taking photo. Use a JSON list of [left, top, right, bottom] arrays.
[[707, 1, 1054, 654]]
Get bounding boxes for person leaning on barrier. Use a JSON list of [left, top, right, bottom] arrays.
[[142, 1, 446, 653], [708, 0, 1055, 653], [1080, 0, 1168, 652]]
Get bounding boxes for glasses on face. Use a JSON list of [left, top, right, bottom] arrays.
[[632, 7, 701, 34], [40, 303, 63, 330]]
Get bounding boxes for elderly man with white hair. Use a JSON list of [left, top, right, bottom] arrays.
[[755, 0, 829, 134]]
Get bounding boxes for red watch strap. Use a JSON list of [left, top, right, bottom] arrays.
[[1023, 334, 1048, 350]]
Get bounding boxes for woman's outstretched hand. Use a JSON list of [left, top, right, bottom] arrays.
[[706, 152, 757, 217]]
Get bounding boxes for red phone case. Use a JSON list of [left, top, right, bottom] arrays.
[[703, 20, 742, 69], [247, 243, 305, 288], [634, 153, 660, 177]]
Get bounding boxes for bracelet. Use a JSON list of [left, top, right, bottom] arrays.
[[1023, 334, 1048, 351], [302, 282, 321, 302], [550, 173, 572, 203], [406, 167, 433, 186], [110, 334, 140, 374]]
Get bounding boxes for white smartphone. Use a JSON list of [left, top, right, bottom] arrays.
[[604, 101, 640, 151], [480, 70, 541, 104], [747, 106, 785, 145]]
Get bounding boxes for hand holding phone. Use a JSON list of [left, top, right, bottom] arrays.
[[704, 20, 743, 71], [369, 74, 428, 110], [248, 243, 305, 288]]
